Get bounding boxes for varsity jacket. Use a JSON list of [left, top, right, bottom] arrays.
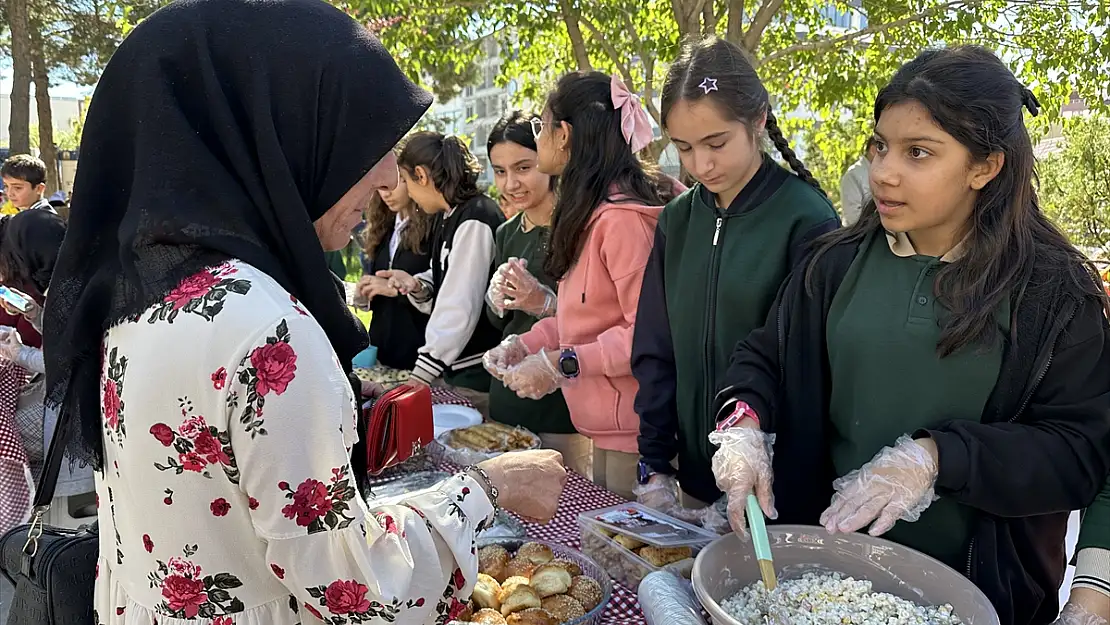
[[409, 194, 504, 384]]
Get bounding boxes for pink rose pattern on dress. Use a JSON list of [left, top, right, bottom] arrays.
[[279, 466, 356, 534], [148, 264, 252, 324], [228, 319, 296, 438], [149, 545, 244, 619], [152, 400, 240, 484], [211, 367, 228, 390], [102, 347, 127, 444], [304, 579, 411, 624]]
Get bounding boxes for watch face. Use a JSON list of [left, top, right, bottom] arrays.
[[559, 351, 579, 377]]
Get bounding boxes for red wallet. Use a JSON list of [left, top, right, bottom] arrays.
[[364, 383, 434, 475]]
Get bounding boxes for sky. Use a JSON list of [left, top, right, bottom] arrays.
[[0, 66, 95, 100]]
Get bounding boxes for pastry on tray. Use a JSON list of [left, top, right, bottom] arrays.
[[540, 595, 586, 622], [516, 542, 555, 565], [530, 564, 572, 598], [471, 608, 508, 624], [473, 574, 503, 611], [566, 576, 603, 612], [638, 545, 692, 567], [505, 607, 558, 625], [479, 545, 512, 582], [443, 423, 540, 453], [499, 584, 541, 616]]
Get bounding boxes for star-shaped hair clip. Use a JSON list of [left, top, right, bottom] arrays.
[[699, 77, 719, 94]]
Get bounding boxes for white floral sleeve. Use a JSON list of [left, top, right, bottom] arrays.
[[227, 311, 494, 624]]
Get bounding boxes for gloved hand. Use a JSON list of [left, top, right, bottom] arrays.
[[0, 327, 26, 361], [486, 264, 511, 317], [483, 335, 531, 380], [634, 473, 680, 512], [1053, 600, 1108, 625], [666, 496, 732, 535], [819, 435, 939, 537], [501, 259, 556, 318], [504, 350, 563, 400], [709, 427, 776, 538]]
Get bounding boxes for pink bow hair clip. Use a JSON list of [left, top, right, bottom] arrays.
[[610, 74, 654, 153]]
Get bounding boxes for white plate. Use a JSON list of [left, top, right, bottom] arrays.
[[432, 404, 482, 438]]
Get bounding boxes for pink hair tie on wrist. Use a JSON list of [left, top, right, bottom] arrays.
[[610, 74, 654, 154]]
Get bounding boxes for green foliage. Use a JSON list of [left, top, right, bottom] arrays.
[[1039, 115, 1110, 251], [343, 0, 1110, 195]]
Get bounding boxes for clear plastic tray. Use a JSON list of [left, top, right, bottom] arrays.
[[577, 502, 718, 548], [578, 519, 701, 590]]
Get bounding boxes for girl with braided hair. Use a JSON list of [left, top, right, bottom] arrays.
[[631, 35, 839, 520]]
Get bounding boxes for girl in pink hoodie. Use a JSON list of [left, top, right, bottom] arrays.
[[484, 71, 683, 499]]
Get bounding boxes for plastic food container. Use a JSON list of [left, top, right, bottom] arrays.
[[691, 526, 1000, 625], [431, 423, 541, 466], [577, 504, 717, 589], [473, 537, 613, 625]]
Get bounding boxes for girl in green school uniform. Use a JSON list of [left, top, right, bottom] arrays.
[[711, 46, 1110, 625], [482, 111, 586, 476]]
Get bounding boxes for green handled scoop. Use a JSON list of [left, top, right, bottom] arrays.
[[746, 494, 776, 591]]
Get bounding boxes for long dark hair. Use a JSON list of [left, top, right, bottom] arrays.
[[543, 71, 677, 280], [398, 131, 482, 207], [661, 36, 823, 194], [808, 45, 1105, 357], [0, 209, 67, 299]]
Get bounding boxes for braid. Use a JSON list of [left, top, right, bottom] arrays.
[[764, 110, 826, 196]]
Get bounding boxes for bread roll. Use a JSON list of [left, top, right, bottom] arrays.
[[499, 584, 541, 616], [567, 575, 603, 612], [549, 558, 583, 577], [472, 608, 509, 624], [479, 545, 512, 583], [500, 576, 531, 597], [529, 563, 573, 598], [505, 607, 558, 625], [473, 573, 503, 611], [637, 546, 692, 567], [541, 594, 586, 621], [505, 557, 536, 580], [516, 542, 555, 565]]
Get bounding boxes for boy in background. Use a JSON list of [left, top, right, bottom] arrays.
[[1, 155, 53, 213]]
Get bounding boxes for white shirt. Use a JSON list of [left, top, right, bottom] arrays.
[[94, 260, 493, 625], [389, 215, 409, 261], [840, 157, 871, 227]]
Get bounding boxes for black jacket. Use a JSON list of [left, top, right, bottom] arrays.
[[715, 233, 1110, 625], [365, 223, 432, 370]]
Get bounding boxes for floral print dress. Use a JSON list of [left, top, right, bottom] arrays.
[[93, 260, 494, 625]]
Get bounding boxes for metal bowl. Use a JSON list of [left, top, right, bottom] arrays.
[[476, 537, 614, 625], [691, 526, 1000, 625]]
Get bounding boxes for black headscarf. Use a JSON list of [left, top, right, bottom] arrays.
[[43, 0, 432, 469]]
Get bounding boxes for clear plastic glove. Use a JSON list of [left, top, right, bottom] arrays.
[[709, 427, 776, 538], [501, 258, 557, 318], [504, 350, 564, 400], [483, 335, 532, 380], [486, 266, 510, 317], [667, 501, 732, 535], [634, 473, 680, 512], [479, 449, 568, 523], [820, 435, 939, 537], [1054, 599, 1109, 625], [0, 327, 26, 361]]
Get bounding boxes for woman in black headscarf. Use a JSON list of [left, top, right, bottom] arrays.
[[43, 2, 566, 624]]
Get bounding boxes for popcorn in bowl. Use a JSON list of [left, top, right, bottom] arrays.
[[721, 571, 966, 625]]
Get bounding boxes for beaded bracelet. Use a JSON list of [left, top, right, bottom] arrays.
[[463, 465, 500, 515]]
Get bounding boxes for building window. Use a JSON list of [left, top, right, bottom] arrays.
[[466, 105, 474, 119], [464, 86, 473, 97]]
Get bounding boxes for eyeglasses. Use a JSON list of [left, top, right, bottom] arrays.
[[530, 117, 546, 140]]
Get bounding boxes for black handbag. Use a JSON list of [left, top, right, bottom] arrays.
[[0, 409, 98, 625]]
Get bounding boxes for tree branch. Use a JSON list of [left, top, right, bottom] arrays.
[[557, 0, 593, 71], [725, 0, 746, 45], [702, 0, 717, 36], [742, 0, 787, 53], [580, 15, 663, 127], [757, 0, 985, 66]]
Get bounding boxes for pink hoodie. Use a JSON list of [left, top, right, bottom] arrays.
[[521, 192, 678, 452]]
